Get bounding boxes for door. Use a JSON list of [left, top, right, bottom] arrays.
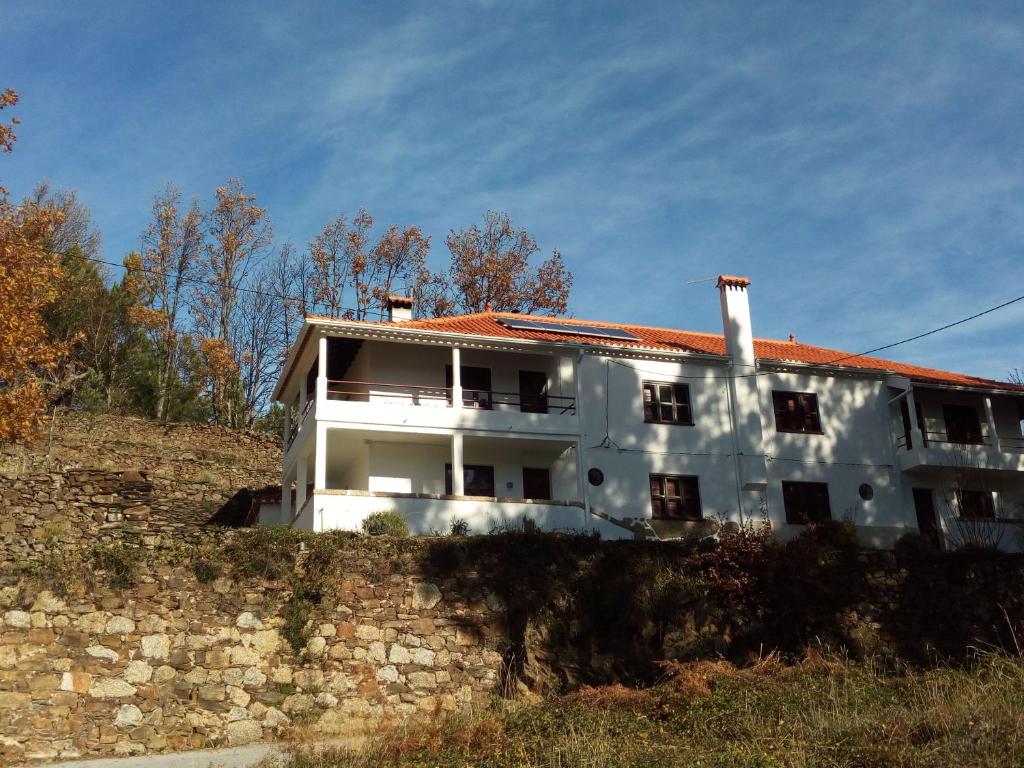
[[943, 404, 983, 445], [519, 371, 548, 414], [912, 488, 940, 547], [522, 467, 552, 500]]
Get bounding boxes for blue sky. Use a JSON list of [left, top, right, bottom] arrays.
[[4, 1, 1024, 379]]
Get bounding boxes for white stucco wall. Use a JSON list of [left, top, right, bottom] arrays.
[[325, 437, 579, 502], [274, 319, 1024, 549]]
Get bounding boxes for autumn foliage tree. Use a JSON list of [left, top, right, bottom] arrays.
[[308, 208, 430, 320], [193, 179, 273, 427], [0, 89, 68, 442], [2, 85, 574, 437], [0, 89, 18, 194], [0, 198, 66, 443], [420, 210, 572, 317]]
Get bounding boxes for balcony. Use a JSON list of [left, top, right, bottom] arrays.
[[895, 428, 1024, 474], [294, 489, 607, 535], [313, 378, 580, 436]]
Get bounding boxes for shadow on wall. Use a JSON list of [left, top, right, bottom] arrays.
[[207, 488, 263, 527], [888, 535, 1024, 662], [418, 522, 876, 693], [418, 523, 1024, 694]]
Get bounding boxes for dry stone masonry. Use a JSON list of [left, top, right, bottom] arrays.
[[1, 412, 281, 574], [3, 412, 1023, 764], [0, 542, 502, 763]]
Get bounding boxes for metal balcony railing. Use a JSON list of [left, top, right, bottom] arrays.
[[896, 428, 1024, 453], [998, 435, 1024, 453], [285, 398, 316, 452], [325, 380, 576, 415]]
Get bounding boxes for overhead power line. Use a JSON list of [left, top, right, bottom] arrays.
[[82, 254, 1024, 379]]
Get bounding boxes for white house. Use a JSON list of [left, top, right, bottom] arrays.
[[267, 277, 1024, 550]]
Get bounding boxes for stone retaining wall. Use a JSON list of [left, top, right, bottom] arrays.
[[0, 537, 502, 764], [1, 412, 282, 573]]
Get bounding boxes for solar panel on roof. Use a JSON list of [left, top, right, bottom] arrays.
[[497, 317, 640, 341]]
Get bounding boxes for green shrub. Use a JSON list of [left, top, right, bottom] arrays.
[[282, 589, 315, 653], [91, 542, 140, 589], [362, 510, 410, 537], [223, 526, 303, 581], [449, 518, 470, 536], [22, 547, 84, 597]]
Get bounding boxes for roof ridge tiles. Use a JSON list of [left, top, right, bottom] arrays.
[[301, 311, 1022, 392]]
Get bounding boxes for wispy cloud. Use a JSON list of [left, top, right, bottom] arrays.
[[2, 0, 1023, 378]]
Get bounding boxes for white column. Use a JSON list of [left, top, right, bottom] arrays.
[[296, 453, 308, 515], [281, 467, 293, 522], [983, 396, 999, 449], [314, 423, 327, 491], [906, 386, 926, 448], [575, 441, 588, 520], [557, 356, 573, 402], [451, 346, 462, 408], [451, 432, 464, 495], [317, 335, 328, 405]]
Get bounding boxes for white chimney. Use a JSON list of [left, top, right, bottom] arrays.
[[715, 274, 767, 495], [386, 295, 413, 322], [717, 275, 755, 368]]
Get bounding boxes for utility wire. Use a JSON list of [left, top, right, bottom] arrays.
[[604, 289, 1024, 383], [84, 254, 1024, 380]]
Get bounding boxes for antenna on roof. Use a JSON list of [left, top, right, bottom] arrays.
[[686, 275, 718, 285]]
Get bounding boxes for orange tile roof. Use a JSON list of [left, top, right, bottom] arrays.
[[307, 311, 1023, 393]]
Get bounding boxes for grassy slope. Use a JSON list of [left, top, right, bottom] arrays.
[[278, 654, 1024, 768]]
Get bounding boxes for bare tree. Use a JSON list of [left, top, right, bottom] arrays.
[[235, 259, 285, 427], [29, 182, 101, 260], [193, 179, 273, 426], [937, 449, 1015, 550], [308, 213, 354, 319], [126, 184, 204, 420], [268, 243, 310, 352]]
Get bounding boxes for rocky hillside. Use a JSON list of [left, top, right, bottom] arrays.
[[0, 412, 281, 569]]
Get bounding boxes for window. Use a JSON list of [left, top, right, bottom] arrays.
[[522, 467, 552, 500], [445, 464, 495, 497], [445, 366, 492, 409], [642, 381, 693, 425], [782, 481, 831, 524], [957, 490, 995, 519], [773, 391, 822, 434], [519, 371, 548, 414], [649, 474, 702, 521], [943, 404, 984, 445]]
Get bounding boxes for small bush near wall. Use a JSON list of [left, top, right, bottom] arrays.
[[362, 510, 410, 537], [90, 541, 141, 589]]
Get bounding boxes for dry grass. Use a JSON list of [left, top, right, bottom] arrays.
[[274, 653, 1024, 768]]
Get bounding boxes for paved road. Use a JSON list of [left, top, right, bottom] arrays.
[[17, 743, 288, 768]]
